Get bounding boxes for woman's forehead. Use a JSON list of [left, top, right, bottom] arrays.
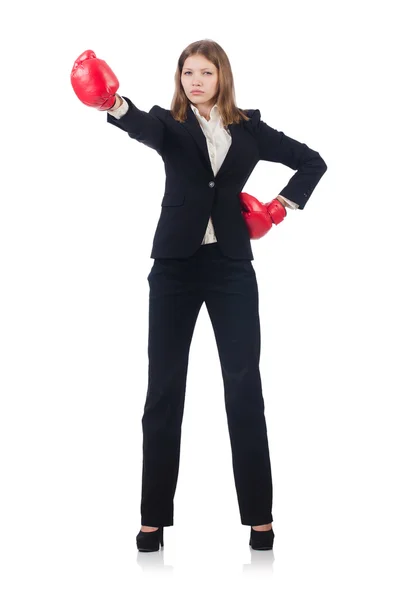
[[183, 56, 216, 69]]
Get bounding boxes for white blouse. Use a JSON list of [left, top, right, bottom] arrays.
[[108, 97, 298, 244]]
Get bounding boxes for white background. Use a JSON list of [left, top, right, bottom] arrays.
[[1, 0, 396, 597]]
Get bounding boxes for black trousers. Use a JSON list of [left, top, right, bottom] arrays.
[[141, 242, 273, 527]]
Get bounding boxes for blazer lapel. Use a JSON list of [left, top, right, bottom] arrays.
[[181, 106, 240, 180]]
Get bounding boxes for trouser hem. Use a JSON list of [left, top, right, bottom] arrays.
[[141, 519, 174, 527], [241, 516, 273, 526]]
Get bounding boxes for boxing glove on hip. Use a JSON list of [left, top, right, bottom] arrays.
[[240, 193, 287, 239]]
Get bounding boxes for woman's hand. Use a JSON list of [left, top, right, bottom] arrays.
[[71, 49, 120, 111], [240, 193, 287, 239]]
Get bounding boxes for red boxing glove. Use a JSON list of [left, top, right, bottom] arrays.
[[239, 193, 287, 239], [70, 49, 119, 110]]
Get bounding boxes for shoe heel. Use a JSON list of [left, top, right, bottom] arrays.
[[249, 527, 275, 550], [136, 526, 164, 552]]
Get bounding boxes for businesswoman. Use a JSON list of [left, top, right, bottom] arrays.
[[71, 39, 327, 552]]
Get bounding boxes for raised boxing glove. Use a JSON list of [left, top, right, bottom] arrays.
[[239, 193, 287, 239], [70, 49, 119, 110]]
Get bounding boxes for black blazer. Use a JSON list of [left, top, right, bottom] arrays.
[[107, 96, 327, 260]]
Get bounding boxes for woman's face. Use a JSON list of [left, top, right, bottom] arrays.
[[181, 54, 219, 109]]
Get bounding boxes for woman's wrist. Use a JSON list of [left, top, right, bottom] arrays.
[[276, 195, 288, 208], [110, 94, 122, 111]]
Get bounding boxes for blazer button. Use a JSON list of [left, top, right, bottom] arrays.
[[208, 181, 215, 187]]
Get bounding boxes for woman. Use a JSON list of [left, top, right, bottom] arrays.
[[71, 39, 327, 552]]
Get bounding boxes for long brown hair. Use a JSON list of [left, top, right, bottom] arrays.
[[170, 39, 250, 126]]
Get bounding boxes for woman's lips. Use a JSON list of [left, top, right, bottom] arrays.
[[191, 91, 204, 94]]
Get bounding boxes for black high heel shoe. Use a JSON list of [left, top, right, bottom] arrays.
[[249, 526, 275, 550], [136, 526, 164, 552]]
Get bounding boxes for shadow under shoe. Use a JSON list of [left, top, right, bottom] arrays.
[[249, 527, 275, 550], [136, 526, 164, 552]]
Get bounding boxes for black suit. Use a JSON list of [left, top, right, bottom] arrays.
[[107, 97, 327, 259], [107, 98, 327, 527]]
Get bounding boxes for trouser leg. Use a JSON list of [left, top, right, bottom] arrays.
[[141, 259, 203, 526], [204, 258, 273, 525]]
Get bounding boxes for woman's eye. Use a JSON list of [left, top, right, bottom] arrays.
[[184, 71, 211, 75]]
